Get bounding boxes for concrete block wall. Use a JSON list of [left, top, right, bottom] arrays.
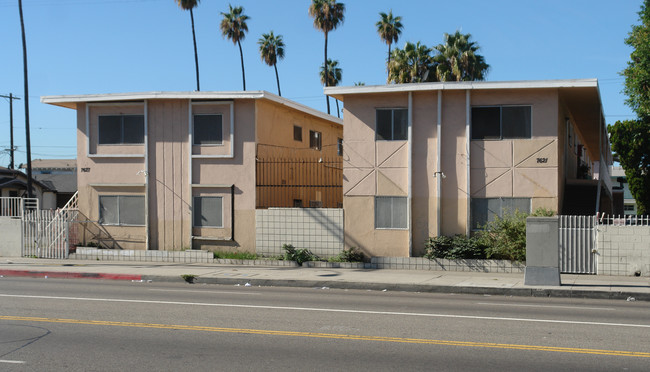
[[255, 208, 344, 258], [371, 257, 525, 273], [597, 225, 650, 276], [71, 248, 213, 263]]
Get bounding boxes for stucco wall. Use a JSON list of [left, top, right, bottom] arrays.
[[0, 217, 22, 257]]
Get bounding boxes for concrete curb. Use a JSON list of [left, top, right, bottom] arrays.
[[2, 269, 648, 302]]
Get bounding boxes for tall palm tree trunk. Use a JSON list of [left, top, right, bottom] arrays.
[[324, 32, 330, 115], [335, 99, 340, 118], [190, 9, 200, 91], [273, 63, 281, 96], [18, 0, 32, 198], [238, 40, 246, 91]]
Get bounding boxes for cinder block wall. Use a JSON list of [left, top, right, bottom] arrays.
[[256, 208, 343, 258], [598, 225, 650, 276]]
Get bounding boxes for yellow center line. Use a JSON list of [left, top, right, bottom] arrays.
[[2, 315, 649, 358]]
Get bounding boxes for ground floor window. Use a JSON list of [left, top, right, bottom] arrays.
[[471, 197, 531, 230], [375, 196, 408, 229], [193, 196, 223, 228], [99, 195, 145, 226]]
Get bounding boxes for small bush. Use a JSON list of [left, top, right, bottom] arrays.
[[328, 247, 365, 262], [213, 251, 258, 260], [282, 244, 318, 265], [424, 235, 486, 260], [181, 274, 197, 283]]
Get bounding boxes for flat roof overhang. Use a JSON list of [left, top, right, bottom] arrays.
[[41, 91, 342, 126]]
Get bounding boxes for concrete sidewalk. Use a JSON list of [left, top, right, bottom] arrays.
[[1, 258, 649, 301]]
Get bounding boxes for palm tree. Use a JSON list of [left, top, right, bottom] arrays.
[[320, 59, 342, 118], [258, 31, 285, 96], [433, 31, 489, 82], [175, 0, 201, 91], [387, 41, 433, 83], [309, 0, 345, 115], [376, 11, 403, 71], [220, 4, 250, 91]]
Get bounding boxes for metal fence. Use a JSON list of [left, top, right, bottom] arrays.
[[597, 214, 650, 226], [559, 215, 597, 274], [0, 197, 39, 218], [21, 192, 79, 259], [256, 157, 342, 209]]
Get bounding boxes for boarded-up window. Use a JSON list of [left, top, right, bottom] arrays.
[[193, 196, 223, 227]]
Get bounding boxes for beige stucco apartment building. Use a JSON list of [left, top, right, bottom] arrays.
[[326, 79, 613, 257], [42, 91, 342, 251]]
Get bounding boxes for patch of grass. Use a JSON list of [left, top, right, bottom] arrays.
[[181, 274, 197, 283], [213, 251, 259, 260]]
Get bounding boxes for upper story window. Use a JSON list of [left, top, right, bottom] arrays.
[[310, 130, 322, 150], [376, 108, 408, 140], [294, 125, 302, 142], [471, 106, 531, 140], [193, 114, 223, 145], [98, 115, 144, 144]]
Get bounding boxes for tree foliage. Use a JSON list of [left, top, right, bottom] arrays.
[[608, 120, 650, 214], [220, 4, 250, 90], [387, 31, 489, 84], [258, 31, 285, 96], [175, 0, 201, 91], [613, 0, 650, 214], [376, 10, 403, 68]]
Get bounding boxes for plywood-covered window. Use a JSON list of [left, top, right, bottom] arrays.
[[193, 114, 223, 145], [471, 106, 531, 140], [98, 115, 144, 144], [193, 196, 223, 227]]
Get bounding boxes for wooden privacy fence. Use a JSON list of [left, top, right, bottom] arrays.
[[256, 157, 342, 209]]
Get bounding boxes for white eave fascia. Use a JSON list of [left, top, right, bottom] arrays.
[[324, 78, 599, 100], [40, 90, 342, 126]]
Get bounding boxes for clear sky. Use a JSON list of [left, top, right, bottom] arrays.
[[0, 0, 643, 167]]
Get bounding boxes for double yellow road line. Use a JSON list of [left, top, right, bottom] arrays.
[[2, 315, 648, 358]]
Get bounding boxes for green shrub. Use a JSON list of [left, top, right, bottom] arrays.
[[282, 244, 318, 265], [213, 251, 259, 260], [475, 208, 556, 262], [424, 235, 486, 259], [181, 274, 197, 283], [328, 247, 365, 262]]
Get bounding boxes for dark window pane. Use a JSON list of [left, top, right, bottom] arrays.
[[309, 130, 321, 150], [194, 115, 223, 145], [502, 198, 531, 215], [471, 198, 488, 229], [98, 116, 122, 144], [471, 107, 500, 140], [119, 196, 145, 225], [376, 110, 392, 140], [194, 196, 222, 227], [123, 115, 145, 144], [502, 106, 531, 138], [393, 109, 408, 140], [99, 196, 118, 225], [337, 138, 343, 156], [294, 125, 302, 141]]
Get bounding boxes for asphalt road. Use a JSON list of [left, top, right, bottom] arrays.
[[1, 277, 649, 371]]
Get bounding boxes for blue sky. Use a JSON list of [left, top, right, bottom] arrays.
[[0, 0, 642, 167]]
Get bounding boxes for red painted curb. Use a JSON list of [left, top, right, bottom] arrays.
[[0, 269, 142, 281]]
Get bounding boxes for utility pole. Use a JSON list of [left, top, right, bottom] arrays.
[[18, 0, 33, 198], [1, 93, 20, 169]]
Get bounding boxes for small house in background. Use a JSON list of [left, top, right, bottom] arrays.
[[42, 91, 342, 252], [21, 159, 77, 208], [0, 166, 56, 209], [326, 79, 614, 257]]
